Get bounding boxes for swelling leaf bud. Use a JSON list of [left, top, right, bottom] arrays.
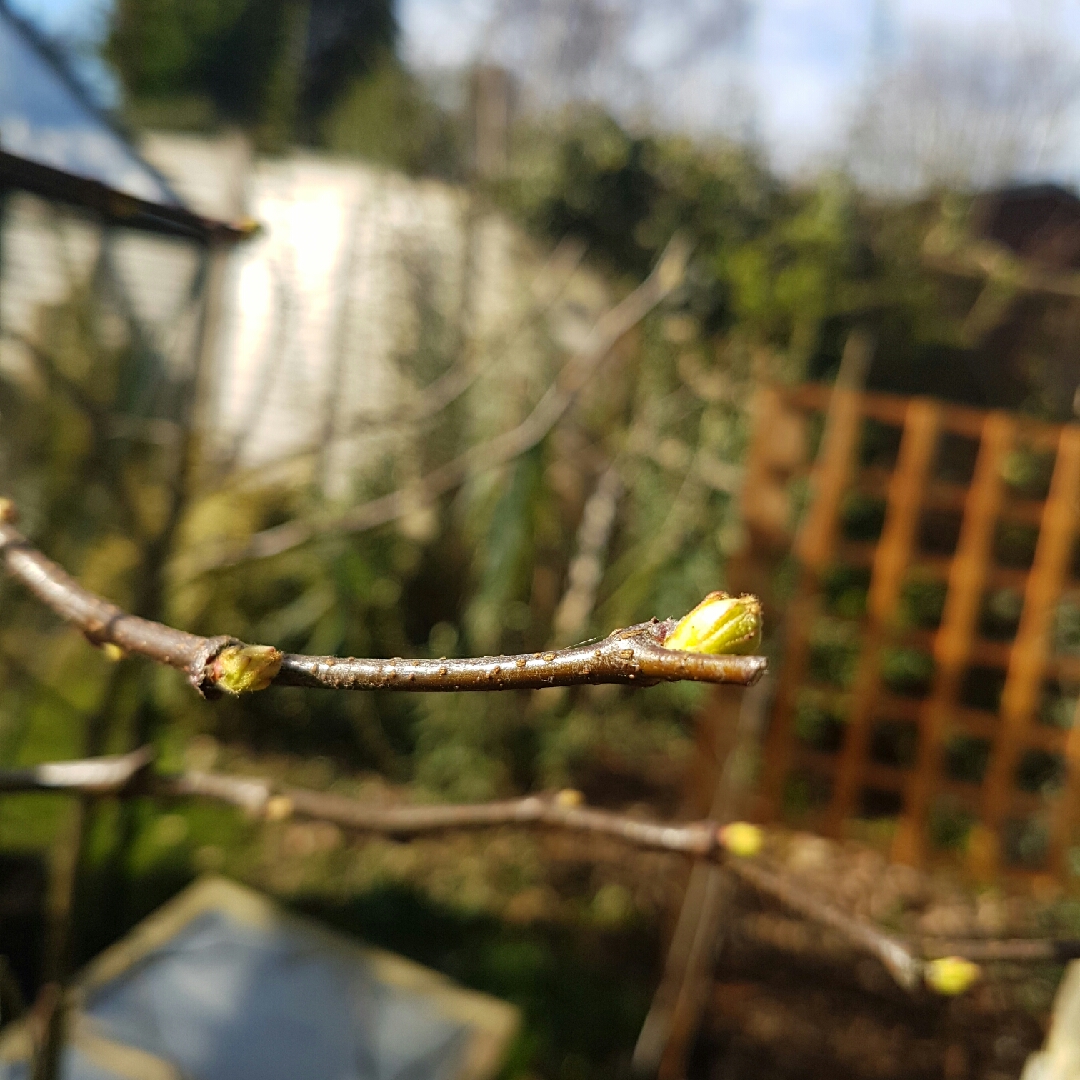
[[212, 645, 283, 694], [719, 821, 764, 858], [663, 592, 762, 655], [924, 956, 981, 995], [265, 796, 294, 821]]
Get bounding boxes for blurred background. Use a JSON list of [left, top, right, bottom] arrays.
[[5, 1, 1080, 1078]]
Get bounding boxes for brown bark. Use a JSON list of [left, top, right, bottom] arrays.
[[0, 510, 765, 696]]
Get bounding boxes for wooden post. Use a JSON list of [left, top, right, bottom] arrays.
[[827, 399, 940, 835], [633, 679, 771, 1080], [985, 426, 1080, 877], [758, 333, 872, 820], [895, 413, 1013, 869]]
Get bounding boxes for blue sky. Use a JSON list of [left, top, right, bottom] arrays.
[[400, 0, 1080, 178], [11, 0, 1080, 181]]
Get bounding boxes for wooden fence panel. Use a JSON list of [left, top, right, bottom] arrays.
[[745, 383, 1080, 883]]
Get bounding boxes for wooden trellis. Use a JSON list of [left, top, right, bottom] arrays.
[[751, 383, 1080, 882]]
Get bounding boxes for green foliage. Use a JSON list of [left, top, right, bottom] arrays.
[[820, 563, 870, 620], [900, 574, 948, 630], [879, 647, 935, 697], [929, 798, 975, 851], [1056, 601, 1080, 655], [465, 447, 546, 655], [979, 587, 1024, 640], [1040, 684, 1078, 729], [501, 110, 785, 331], [794, 696, 845, 753], [1002, 446, 1055, 500], [839, 491, 887, 543], [498, 112, 965, 394], [807, 620, 860, 689], [994, 520, 1040, 569], [106, 0, 397, 148], [321, 54, 463, 177], [869, 719, 917, 768], [944, 734, 990, 784]]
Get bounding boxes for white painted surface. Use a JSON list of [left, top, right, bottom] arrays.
[[1, 133, 607, 499]]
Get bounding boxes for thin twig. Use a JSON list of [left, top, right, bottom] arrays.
[[184, 777, 722, 857], [0, 508, 765, 696], [723, 854, 923, 990], [0, 328, 104, 427], [186, 235, 689, 573], [9, 752, 1076, 981], [917, 937, 1080, 963], [0, 746, 153, 794], [0, 752, 719, 856]]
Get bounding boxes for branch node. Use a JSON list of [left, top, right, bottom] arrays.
[[186, 635, 243, 698]]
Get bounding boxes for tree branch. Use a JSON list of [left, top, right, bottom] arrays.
[[722, 853, 923, 990], [186, 234, 690, 573], [0, 504, 765, 696], [0, 750, 719, 857], [0, 328, 105, 427], [170, 775, 725, 856], [0, 746, 153, 795], [10, 749, 1057, 991]]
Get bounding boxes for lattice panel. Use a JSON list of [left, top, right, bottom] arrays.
[[753, 384, 1080, 881]]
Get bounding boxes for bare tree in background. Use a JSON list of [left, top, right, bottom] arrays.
[[849, 24, 1080, 193], [475, 0, 751, 122]]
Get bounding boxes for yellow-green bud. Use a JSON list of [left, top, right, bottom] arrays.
[[924, 956, 981, 996], [719, 821, 764, 858], [265, 796, 294, 821], [212, 645, 283, 694], [663, 592, 762, 655]]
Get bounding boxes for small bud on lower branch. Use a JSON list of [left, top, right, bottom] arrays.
[[923, 956, 982, 996], [265, 795, 294, 821], [719, 821, 764, 858], [3, 750, 1060, 995]]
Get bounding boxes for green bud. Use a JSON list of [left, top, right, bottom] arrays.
[[924, 956, 981, 996], [663, 592, 762, 655], [212, 645, 283, 694], [719, 821, 764, 858]]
